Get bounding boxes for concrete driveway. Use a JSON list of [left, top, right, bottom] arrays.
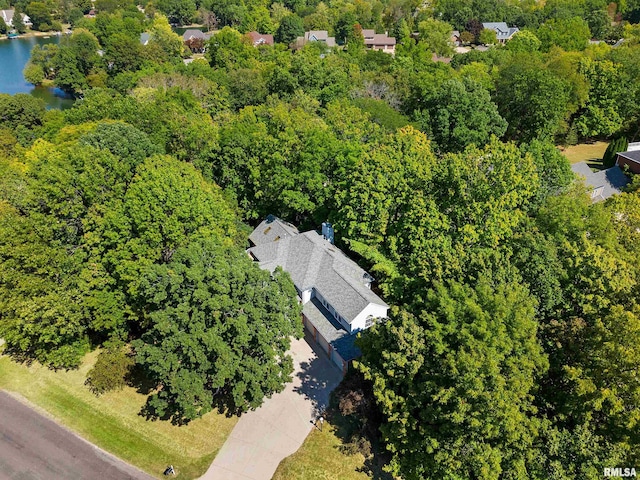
[[0, 390, 154, 480], [200, 334, 343, 480]]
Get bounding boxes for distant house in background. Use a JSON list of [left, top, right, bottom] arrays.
[[482, 22, 519, 43], [182, 29, 210, 42], [361, 29, 396, 54], [1, 9, 32, 27], [182, 29, 210, 53], [248, 215, 389, 374], [139, 32, 150, 45], [451, 30, 461, 46], [247, 31, 274, 46], [616, 142, 640, 174], [571, 162, 629, 202], [295, 30, 336, 49]]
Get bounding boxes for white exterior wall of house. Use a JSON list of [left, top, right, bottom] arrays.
[[350, 303, 388, 333], [1, 10, 32, 27]]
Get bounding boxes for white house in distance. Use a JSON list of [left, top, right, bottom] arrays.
[[1, 9, 32, 27], [482, 22, 519, 43], [248, 215, 389, 374]]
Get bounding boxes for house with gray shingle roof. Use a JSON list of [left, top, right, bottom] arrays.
[[482, 22, 519, 43], [182, 29, 210, 41], [571, 162, 629, 202], [248, 216, 389, 373], [294, 30, 336, 49]]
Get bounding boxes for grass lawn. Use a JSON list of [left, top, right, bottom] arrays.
[[273, 422, 371, 480], [0, 350, 237, 479], [273, 372, 393, 480], [559, 141, 609, 164]]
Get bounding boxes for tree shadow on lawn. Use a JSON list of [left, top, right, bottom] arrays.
[[587, 159, 606, 171], [127, 362, 158, 395]]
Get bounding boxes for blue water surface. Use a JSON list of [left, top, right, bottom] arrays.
[[0, 35, 75, 109]]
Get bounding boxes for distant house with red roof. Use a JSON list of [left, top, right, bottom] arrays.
[[247, 31, 274, 46]]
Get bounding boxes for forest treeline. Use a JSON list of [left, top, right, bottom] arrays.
[[1, 0, 640, 478]]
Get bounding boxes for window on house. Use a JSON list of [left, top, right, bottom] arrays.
[[365, 316, 374, 328]]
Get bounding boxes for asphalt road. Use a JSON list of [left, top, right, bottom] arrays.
[[0, 390, 156, 480]]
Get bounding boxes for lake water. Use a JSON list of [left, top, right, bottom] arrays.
[[0, 36, 75, 110]]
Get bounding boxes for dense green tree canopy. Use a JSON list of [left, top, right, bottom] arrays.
[[358, 278, 548, 480], [537, 17, 591, 52], [2, 0, 640, 471], [134, 240, 302, 422], [415, 78, 507, 152], [495, 59, 572, 141]]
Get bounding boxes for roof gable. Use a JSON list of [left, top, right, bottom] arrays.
[[182, 29, 209, 41]]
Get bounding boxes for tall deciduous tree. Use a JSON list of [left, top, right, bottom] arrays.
[[418, 18, 454, 56], [357, 278, 548, 480], [495, 59, 572, 141], [537, 17, 591, 52], [415, 78, 506, 152], [574, 58, 625, 138], [275, 14, 304, 45], [134, 240, 302, 422]]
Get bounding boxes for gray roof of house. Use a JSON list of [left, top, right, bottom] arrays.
[[139, 32, 150, 45], [183, 29, 210, 41], [249, 215, 299, 246], [304, 30, 336, 47], [571, 162, 629, 202], [248, 219, 388, 323], [482, 22, 519, 40], [303, 298, 361, 361], [306, 30, 328, 41]]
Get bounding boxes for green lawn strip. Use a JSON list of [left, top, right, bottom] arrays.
[[42, 384, 172, 476], [273, 423, 370, 480], [559, 141, 609, 164], [0, 354, 236, 479]]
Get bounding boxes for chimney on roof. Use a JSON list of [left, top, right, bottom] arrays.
[[321, 222, 334, 244]]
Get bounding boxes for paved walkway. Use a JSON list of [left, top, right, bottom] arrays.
[[0, 390, 154, 480], [200, 334, 343, 480]]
